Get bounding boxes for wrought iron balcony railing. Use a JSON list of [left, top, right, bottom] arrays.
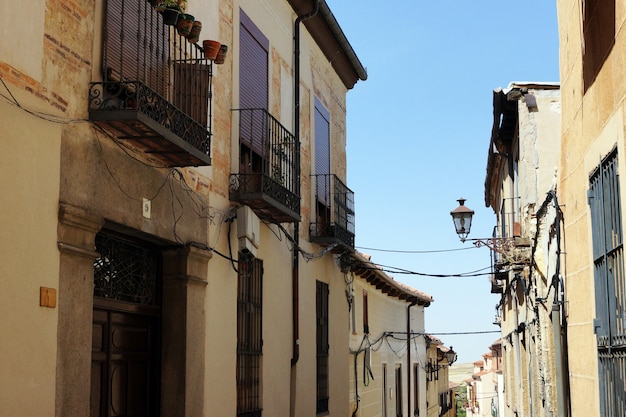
[[310, 174, 355, 251], [230, 108, 300, 223], [89, 0, 212, 167]]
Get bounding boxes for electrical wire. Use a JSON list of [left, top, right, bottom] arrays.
[[0, 75, 85, 125], [355, 260, 494, 278], [427, 331, 501, 336], [356, 245, 478, 254]]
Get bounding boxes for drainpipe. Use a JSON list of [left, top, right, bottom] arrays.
[[407, 301, 417, 416], [291, 0, 319, 369], [291, 3, 319, 417], [549, 191, 569, 417]]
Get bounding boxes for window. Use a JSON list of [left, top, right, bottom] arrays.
[[588, 147, 626, 417], [316, 281, 330, 414], [582, 0, 615, 90], [237, 252, 263, 417], [395, 365, 403, 417], [363, 290, 369, 334], [92, 0, 213, 165], [314, 99, 331, 226], [239, 10, 269, 174], [382, 364, 388, 417], [413, 364, 419, 416]]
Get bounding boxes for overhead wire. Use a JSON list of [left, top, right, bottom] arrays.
[[356, 260, 494, 278], [357, 245, 478, 254]]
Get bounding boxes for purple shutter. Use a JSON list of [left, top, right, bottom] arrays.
[[239, 11, 269, 156], [105, 0, 169, 94]]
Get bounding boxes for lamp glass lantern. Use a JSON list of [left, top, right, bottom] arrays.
[[445, 346, 457, 365], [450, 198, 475, 242]]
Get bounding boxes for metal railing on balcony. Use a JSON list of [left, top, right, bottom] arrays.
[[88, 0, 212, 167], [310, 174, 355, 250], [230, 108, 300, 223]]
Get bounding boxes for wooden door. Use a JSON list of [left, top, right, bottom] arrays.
[[91, 305, 160, 417]]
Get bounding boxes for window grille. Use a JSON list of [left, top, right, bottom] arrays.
[[237, 252, 263, 417], [316, 280, 329, 413], [93, 231, 159, 305], [395, 365, 403, 417], [589, 147, 626, 416], [413, 364, 419, 416]]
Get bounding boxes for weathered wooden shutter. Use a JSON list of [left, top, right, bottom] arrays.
[[174, 63, 210, 125]]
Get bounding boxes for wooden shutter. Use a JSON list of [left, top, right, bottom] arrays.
[[174, 63, 210, 125], [239, 11, 269, 156], [104, 0, 168, 93]]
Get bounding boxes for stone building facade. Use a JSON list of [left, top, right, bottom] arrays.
[[0, 1, 392, 416]]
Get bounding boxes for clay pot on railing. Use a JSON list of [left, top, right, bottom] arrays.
[[176, 14, 194, 37], [203, 40, 221, 60], [161, 6, 180, 25], [214, 44, 228, 64], [187, 21, 202, 43]]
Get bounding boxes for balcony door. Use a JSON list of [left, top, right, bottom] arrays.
[[239, 10, 269, 174]]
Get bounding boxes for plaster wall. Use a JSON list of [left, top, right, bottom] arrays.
[[0, 99, 62, 416], [517, 90, 561, 209], [0, 0, 46, 81]]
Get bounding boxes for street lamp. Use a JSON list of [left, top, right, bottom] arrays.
[[450, 198, 513, 253], [445, 346, 458, 365], [427, 346, 458, 380], [450, 198, 474, 242]]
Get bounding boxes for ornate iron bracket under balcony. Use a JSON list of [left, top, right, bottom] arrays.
[[310, 174, 355, 251], [230, 108, 300, 223]]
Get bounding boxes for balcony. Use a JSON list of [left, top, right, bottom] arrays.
[[89, 0, 212, 167], [310, 174, 355, 251], [230, 109, 300, 223]]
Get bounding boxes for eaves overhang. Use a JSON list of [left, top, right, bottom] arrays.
[[288, 0, 368, 89], [349, 252, 432, 306], [484, 87, 517, 210], [484, 82, 560, 209]]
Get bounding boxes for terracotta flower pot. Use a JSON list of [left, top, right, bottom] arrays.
[[187, 21, 202, 43], [203, 40, 221, 60], [215, 44, 228, 64], [176, 14, 194, 37]]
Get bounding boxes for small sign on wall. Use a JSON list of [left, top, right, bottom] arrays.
[[40, 287, 57, 308]]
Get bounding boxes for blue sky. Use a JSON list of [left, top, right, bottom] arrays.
[[328, 1, 560, 363]]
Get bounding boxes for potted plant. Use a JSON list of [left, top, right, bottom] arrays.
[[176, 13, 195, 37], [203, 40, 221, 60], [157, 0, 182, 25], [215, 44, 228, 64], [187, 21, 202, 43]]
